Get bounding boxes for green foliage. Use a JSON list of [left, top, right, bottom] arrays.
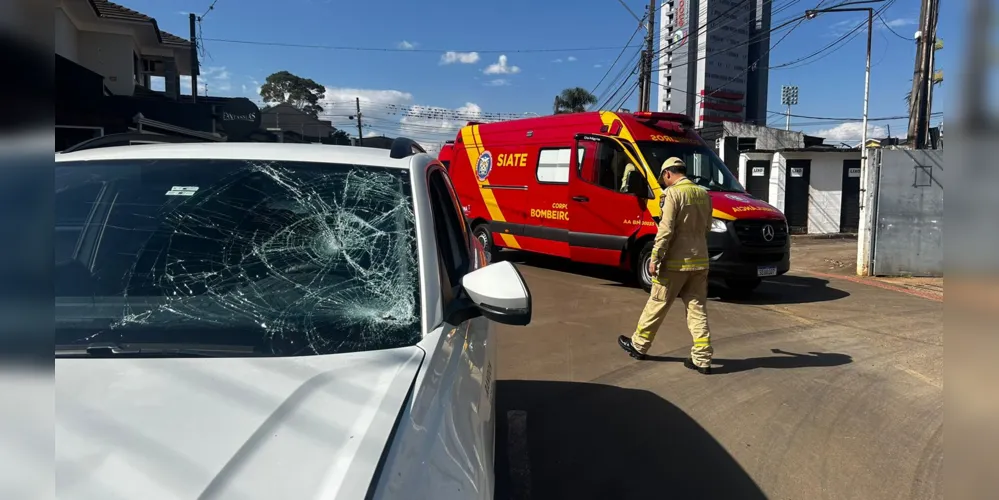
[[259, 71, 326, 118], [555, 87, 598, 114]]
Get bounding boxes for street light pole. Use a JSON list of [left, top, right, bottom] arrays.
[[804, 0, 880, 275]]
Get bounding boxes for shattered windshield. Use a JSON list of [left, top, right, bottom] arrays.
[[54, 159, 420, 357], [637, 141, 745, 193]]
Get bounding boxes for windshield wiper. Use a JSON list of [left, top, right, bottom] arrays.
[[55, 342, 262, 358]]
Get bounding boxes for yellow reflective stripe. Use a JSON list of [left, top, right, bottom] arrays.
[[461, 125, 521, 249], [635, 329, 655, 339], [665, 258, 709, 266], [694, 338, 711, 344]]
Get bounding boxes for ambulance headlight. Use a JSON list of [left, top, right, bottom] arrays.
[[710, 219, 728, 233]]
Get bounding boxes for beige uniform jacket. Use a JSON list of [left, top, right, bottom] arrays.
[[651, 177, 713, 273]]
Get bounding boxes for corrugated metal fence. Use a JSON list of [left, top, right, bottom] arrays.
[[870, 149, 943, 276]]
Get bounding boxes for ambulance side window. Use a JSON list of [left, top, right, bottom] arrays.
[[536, 148, 577, 184], [427, 170, 471, 291]]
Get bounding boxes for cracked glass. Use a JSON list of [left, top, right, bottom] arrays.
[[54, 159, 421, 356]]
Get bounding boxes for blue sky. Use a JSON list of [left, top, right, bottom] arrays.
[[132, 0, 958, 148]]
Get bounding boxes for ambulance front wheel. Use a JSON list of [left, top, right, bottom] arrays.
[[636, 241, 654, 293], [473, 224, 495, 264]]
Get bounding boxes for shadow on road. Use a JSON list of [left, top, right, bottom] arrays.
[[642, 348, 854, 374], [709, 275, 850, 305], [494, 380, 767, 500], [501, 251, 851, 305]]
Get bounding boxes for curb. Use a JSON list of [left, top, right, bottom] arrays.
[[791, 233, 858, 240], [804, 270, 943, 302]]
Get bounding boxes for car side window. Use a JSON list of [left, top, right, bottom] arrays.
[[427, 170, 471, 291]]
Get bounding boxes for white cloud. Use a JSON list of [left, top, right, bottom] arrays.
[[828, 16, 916, 37], [567, 56, 577, 62], [484, 55, 520, 75], [318, 86, 482, 151], [594, 64, 603, 68], [397, 41, 417, 50], [440, 51, 480, 64], [553, 58, 563, 63], [810, 122, 889, 144], [484, 79, 510, 87]]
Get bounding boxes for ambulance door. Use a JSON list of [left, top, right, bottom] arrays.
[[568, 134, 651, 266]]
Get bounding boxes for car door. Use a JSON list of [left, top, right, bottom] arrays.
[[568, 133, 651, 266], [426, 168, 496, 497]]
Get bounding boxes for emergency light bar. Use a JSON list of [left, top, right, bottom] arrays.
[[632, 111, 695, 127]]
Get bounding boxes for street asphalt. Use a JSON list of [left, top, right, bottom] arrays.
[[492, 239, 943, 500]]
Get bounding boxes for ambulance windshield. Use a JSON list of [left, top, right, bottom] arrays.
[[638, 141, 745, 193]]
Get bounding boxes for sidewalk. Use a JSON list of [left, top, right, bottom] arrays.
[[790, 237, 943, 299]]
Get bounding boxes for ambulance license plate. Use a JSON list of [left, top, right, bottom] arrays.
[[757, 266, 777, 277]]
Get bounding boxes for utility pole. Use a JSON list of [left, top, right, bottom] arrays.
[[907, 0, 939, 148], [189, 13, 199, 102], [637, 50, 647, 112], [355, 97, 364, 146], [642, 0, 656, 112]]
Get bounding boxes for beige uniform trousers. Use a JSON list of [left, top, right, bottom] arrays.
[[631, 269, 713, 367]]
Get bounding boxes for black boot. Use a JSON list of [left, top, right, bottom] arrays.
[[618, 335, 646, 360], [684, 357, 712, 375]]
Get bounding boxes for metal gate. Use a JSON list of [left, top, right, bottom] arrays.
[[839, 159, 861, 233], [784, 159, 811, 234], [745, 160, 770, 201]]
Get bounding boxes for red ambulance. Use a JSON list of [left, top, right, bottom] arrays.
[[441, 111, 789, 294]]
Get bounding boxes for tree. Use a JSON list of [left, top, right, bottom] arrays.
[[259, 71, 326, 118], [330, 129, 351, 145], [555, 87, 598, 114]]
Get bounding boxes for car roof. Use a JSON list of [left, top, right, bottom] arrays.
[[55, 142, 415, 169]]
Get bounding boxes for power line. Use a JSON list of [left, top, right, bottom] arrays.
[[590, 22, 646, 97], [878, 13, 913, 40], [767, 110, 942, 121], [771, 0, 898, 71], [200, 37, 639, 54], [200, 0, 222, 20]]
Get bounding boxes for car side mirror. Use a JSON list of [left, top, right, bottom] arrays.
[[459, 261, 532, 326]]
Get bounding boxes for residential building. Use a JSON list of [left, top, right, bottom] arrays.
[[55, 0, 266, 151], [656, 0, 772, 126]]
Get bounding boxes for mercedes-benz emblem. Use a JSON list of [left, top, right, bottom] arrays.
[[762, 224, 775, 242]]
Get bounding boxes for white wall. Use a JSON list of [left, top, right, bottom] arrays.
[[77, 31, 138, 96], [769, 152, 785, 212], [771, 151, 862, 234], [55, 8, 79, 63]]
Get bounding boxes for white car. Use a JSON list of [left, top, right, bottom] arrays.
[[54, 139, 532, 500]]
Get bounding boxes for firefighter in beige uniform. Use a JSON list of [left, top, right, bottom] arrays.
[[618, 157, 714, 374]]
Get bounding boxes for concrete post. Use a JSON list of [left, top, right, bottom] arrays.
[[856, 146, 879, 275]]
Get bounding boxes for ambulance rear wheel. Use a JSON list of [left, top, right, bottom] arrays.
[[473, 224, 495, 264], [636, 241, 654, 293]]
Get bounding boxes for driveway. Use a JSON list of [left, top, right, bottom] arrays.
[[492, 240, 943, 500]]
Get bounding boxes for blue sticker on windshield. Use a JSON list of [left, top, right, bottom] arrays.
[[476, 151, 493, 182]]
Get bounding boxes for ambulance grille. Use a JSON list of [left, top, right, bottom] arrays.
[[734, 220, 788, 247]]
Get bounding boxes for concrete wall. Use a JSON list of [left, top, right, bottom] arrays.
[[55, 8, 79, 63], [77, 31, 138, 96], [723, 122, 803, 150], [871, 149, 943, 276]]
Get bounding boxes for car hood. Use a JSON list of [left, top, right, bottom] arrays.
[[55, 346, 425, 500], [709, 191, 785, 221]]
